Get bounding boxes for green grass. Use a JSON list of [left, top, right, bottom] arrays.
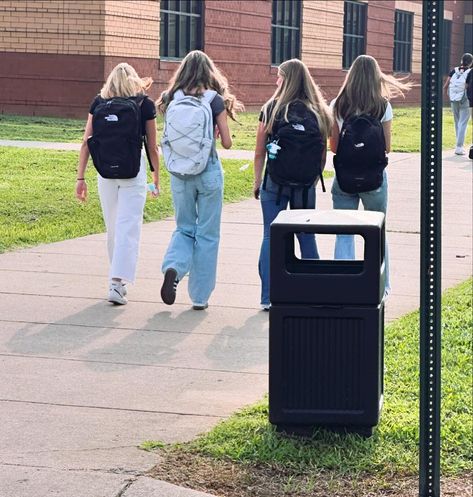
[[1, 107, 471, 152], [145, 279, 472, 480], [0, 114, 86, 142], [0, 146, 254, 253]]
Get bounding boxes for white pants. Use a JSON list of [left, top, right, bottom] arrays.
[[97, 158, 147, 283]]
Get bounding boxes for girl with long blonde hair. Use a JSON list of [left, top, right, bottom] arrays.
[[253, 58, 332, 310], [76, 62, 160, 305], [330, 54, 412, 294], [158, 50, 244, 310]]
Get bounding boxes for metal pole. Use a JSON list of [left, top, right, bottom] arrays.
[[420, 1, 443, 496]]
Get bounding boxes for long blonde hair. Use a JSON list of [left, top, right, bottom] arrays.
[[334, 55, 412, 121], [157, 50, 244, 120], [261, 59, 332, 140], [100, 62, 152, 99]]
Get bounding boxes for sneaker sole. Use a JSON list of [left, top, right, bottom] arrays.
[[108, 290, 127, 305], [161, 268, 178, 305], [192, 303, 208, 311]]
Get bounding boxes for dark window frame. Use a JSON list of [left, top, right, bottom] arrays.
[[160, 0, 203, 60], [343, 0, 367, 70], [271, 0, 301, 66], [442, 19, 452, 75], [464, 23, 472, 55], [393, 9, 413, 73]]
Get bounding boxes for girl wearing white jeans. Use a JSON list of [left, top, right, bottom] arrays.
[[76, 63, 160, 305]]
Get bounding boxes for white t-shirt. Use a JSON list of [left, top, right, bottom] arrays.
[[330, 99, 393, 131]]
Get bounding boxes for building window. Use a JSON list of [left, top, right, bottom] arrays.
[[393, 10, 413, 73], [160, 0, 202, 59], [343, 0, 367, 69], [442, 20, 452, 75], [464, 23, 472, 54], [271, 0, 301, 65]]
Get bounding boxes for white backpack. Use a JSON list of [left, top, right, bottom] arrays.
[[448, 67, 471, 102], [161, 89, 217, 176]]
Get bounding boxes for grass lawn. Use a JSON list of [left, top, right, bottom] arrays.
[[0, 146, 254, 253], [144, 279, 472, 497], [1, 107, 471, 152]]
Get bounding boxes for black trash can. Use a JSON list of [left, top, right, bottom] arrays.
[[268, 209, 385, 436]]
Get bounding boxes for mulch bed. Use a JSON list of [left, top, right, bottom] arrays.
[[148, 450, 472, 497]]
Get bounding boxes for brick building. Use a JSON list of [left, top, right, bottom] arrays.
[[0, 0, 471, 117]]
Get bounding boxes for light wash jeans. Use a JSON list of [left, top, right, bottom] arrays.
[[258, 174, 319, 306], [162, 154, 223, 306], [97, 157, 147, 283], [331, 171, 390, 292], [451, 97, 471, 148]]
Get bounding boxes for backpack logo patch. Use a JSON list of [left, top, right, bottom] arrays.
[[105, 114, 119, 122]]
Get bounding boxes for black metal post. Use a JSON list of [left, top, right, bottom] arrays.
[[420, 1, 443, 496]]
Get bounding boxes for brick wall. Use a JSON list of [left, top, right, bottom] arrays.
[[104, 0, 159, 59], [201, 0, 274, 107], [0, 0, 105, 56], [301, 1, 344, 70], [0, 0, 159, 57], [0, 0, 469, 117]]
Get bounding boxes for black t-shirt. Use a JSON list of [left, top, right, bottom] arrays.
[[89, 95, 156, 136], [466, 70, 473, 105]]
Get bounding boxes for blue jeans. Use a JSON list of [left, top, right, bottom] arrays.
[[451, 97, 471, 148], [331, 171, 390, 292], [162, 155, 223, 305], [258, 175, 319, 306]]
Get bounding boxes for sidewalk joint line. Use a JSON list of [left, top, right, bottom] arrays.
[[0, 353, 268, 376], [0, 399, 226, 418]]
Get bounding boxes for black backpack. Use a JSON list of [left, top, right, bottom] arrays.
[[333, 114, 388, 194], [264, 103, 325, 208], [87, 96, 151, 179]]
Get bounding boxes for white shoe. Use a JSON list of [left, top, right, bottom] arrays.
[[108, 282, 128, 305], [261, 304, 271, 312], [454, 147, 465, 155]]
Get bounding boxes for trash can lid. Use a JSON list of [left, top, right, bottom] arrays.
[[272, 209, 385, 227]]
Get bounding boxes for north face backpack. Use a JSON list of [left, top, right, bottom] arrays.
[[264, 103, 325, 208], [87, 96, 149, 179], [333, 114, 388, 194], [448, 67, 471, 102], [161, 89, 217, 176]]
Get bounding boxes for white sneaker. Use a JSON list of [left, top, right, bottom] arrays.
[[454, 147, 465, 155], [261, 304, 271, 312], [108, 282, 128, 305]]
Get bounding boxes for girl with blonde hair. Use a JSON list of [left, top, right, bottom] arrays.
[[76, 62, 160, 305], [253, 58, 332, 310], [330, 54, 412, 294], [157, 50, 244, 310]]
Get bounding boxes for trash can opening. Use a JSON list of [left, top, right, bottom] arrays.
[[285, 232, 365, 275]]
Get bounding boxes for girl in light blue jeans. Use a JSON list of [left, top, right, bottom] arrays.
[[330, 55, 412, 294], [157, 51, 244, 310]]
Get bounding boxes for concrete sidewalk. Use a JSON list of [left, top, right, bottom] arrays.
[[0, 147, 471, 497]]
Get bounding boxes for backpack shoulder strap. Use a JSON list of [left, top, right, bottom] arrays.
[[202, 89, 218, 104], [173, 90, 186, 101]]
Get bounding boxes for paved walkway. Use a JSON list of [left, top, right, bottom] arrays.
[[0, 141, 471, 496]]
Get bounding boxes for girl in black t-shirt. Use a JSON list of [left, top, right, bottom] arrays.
[[76, 63, 160, 305], [253, 58, 332, 310]]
